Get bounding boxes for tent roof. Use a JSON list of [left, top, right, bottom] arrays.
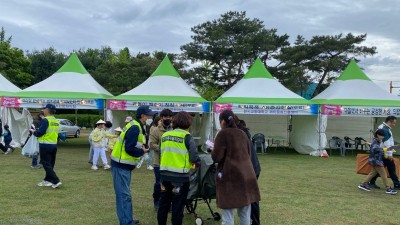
[[16, 53, 113, 99], [114, 56, 206, 102], [216, 58, 310, 105], [312, 59, 400, 106], [0, 73, 21, 96]]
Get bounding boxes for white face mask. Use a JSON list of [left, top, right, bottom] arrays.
[[146, 119, 153, 126]]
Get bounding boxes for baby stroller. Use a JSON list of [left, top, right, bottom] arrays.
[[186, 154, 220, 225]]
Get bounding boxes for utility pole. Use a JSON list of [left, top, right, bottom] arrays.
[[390, 81, 400, 94]]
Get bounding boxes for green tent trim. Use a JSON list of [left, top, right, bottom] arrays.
[[150, 56, 180, 78], [15, 91, 113, 99], [113, 95, 206, 102], [243, 58, 274, 79], [216, 97, 310, 105], [311, 99, 400, 107], [56, 52, 89, 74]]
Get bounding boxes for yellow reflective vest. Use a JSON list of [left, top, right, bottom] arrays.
[[38, 116, 60, 144], [111, 120, 144, 165], [160, 129, 191, 174]]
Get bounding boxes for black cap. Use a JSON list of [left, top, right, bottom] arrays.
[[43, 103, 56, 110], [136, 105, 156, 119]]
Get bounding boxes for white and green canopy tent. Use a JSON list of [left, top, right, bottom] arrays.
[[108, 56, 209, 144], [11, 52, 113, 110], [2, 53, 113, 146], [0, 73, 32, 148], [214, 58, 314, 154], [306, 59, 400, 155]]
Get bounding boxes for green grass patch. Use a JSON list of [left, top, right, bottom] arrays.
[[0, 136, 398, 225]]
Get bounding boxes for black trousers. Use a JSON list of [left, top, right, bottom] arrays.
[[157, 181, 189, 225], [39, 144, 60, 184], [370, 158, 400, 187], [251, 175, 260, 225], [0, 143, 7, 152]]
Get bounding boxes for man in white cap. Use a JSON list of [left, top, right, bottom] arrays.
[[31, 104, 61, 188], [91, 119, 115, 170], [111, 105, 156, 225]]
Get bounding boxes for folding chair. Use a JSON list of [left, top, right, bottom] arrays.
[[252, 133, 266, 153]]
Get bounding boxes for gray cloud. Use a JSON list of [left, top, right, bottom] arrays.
[[1, 0, 399, 92]]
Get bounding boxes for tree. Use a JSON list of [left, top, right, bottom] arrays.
[[0, 27, 32, 88], [181, 11, 289, 90], [27, 47, 67, 83], [278, 33, 376, 96]]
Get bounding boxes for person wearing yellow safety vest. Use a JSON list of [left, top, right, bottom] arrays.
[[31, 104, 62, 189], [157, 111, 200, 225], [111, 105, 156, 225]]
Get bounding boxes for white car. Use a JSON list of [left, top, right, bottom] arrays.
[[57, 119, 80, 138]]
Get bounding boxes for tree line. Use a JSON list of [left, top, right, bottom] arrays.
[[0, 11, 377, 101]]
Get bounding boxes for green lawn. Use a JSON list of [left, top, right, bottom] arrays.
[[0, 135, 398, 225]]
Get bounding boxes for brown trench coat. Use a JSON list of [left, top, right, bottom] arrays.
[[211, 127, 261, 209]]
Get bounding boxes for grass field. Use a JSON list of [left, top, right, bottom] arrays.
[[0, 134, 399, 225]]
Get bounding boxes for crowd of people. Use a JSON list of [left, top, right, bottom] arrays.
[[4, 104, 400, 224]]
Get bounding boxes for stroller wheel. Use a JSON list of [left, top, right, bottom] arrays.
[[195, 217, 203, 225], [213, 212, 221, 221]]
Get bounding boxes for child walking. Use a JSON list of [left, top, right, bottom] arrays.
[[3, 125, 15, 154], [91, 120, 115, 170], [358, 129, 398, 195]]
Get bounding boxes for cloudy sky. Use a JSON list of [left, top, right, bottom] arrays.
[[1, 0, 400, 93]]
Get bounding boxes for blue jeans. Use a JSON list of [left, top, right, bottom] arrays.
[[147, 149, 154, 166], [111, 163, 135, 225], [153, 166, 161, 206]]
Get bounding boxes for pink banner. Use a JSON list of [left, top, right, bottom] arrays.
[[321, 105, 342, 116], [1, 97, 20, 108], [107, 100, 127, 110], [213, 103, 233, 113]]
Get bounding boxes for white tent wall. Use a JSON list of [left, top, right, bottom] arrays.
[[290, 115, 320, 154], [325, 116, 374, 142], [238, 114, 290, 146], [1, 107, 32, 147]]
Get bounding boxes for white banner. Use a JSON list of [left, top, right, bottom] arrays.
[[1, 97, 104, 109], [325, 105, 400, 117], [213, 103, 315, 115], [107, 100, 209, 112]]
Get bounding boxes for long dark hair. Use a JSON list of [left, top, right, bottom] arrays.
[[219, 110, 237, 128]]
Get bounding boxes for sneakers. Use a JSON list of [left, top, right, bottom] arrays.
[[386, 188, 397, 195], [368, 183, 381, 189], [104, 164, 111, 170], [91, 165, 98, 170], [147, 165, 154, 170], [52, 182, 62, 189], [358, 183, 371, 191], [4, 149, 11, 155], [37, 181, 53, 187]]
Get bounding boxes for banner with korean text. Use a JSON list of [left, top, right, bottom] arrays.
[[321, 105, 400, 117], [1, 97, 104, 109], [107, 100, 209, 113], [213, 103, 316, 115]]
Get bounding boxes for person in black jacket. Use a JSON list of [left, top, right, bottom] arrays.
[[2, 124, 15, 154], [234, 115, 261, 225]]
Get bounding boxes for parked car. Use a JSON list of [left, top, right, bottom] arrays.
[[57, 119, 80, 138]]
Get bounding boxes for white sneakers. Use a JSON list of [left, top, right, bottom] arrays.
[[104, 165, 111, 170], [37, 180, 62, 188], [147, 165, 154, 170], [37, 181, 53, 187], [92, 165, 111, 170]]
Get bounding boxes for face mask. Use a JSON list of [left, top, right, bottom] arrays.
[[163, 119, 171, 127], [146, 119, 153, 126]]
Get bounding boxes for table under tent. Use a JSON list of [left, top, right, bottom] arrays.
[[306, 59, 400, 156], [107, 56, 210, 148], [2, 53, 113, 145], [0, 73, 33, 147], [214, 58, 315, 154]]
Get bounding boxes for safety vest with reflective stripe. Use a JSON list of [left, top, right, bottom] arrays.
[[38, 116, 60, 144], [160, 129, 191, 174], [111, 120, 144, 166]]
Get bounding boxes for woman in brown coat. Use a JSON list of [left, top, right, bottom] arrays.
[[211, 109, 261, 225]]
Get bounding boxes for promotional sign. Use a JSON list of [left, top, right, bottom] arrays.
[[107, 100, 209, 112], [322, 105, 400, 116], [214, 103, 314, 115], [1, 97, 104, 109]]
